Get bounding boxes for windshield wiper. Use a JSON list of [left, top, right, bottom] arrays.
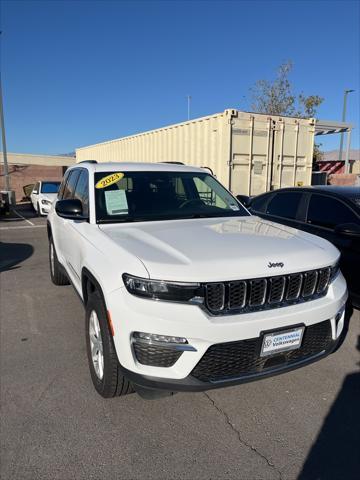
[[97, 217, 136, 224]]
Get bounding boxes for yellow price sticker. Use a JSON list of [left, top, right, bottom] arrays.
[[95, 172, 124, 189]]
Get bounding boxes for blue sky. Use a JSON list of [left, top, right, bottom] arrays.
[[1, 0, 359, 155]]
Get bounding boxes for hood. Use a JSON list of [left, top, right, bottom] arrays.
[[40, 193, 57, 203], [99, 216, 339, 282]]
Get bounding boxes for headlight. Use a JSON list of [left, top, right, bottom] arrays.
[[41, 199, 52, 206], [122, 274, 204, 303]]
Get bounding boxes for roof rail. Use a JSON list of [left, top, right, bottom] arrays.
[[78, 160, 98, 164], [159, 161, 184, 165]]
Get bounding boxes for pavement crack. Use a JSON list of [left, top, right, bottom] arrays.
[[204, 392, 283, 480]]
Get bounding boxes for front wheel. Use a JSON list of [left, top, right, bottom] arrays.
[[85, 291, 133, 398]]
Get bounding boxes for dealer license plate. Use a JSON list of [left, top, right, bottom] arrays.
[[260, 327, 304, 357]]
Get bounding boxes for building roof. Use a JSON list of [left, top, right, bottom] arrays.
[[0, 152, 76, 167]]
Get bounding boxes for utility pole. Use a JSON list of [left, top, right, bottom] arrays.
[[0, 29, 10, 194], [187, 95, 191, 121], [338, 89, 354, 162]]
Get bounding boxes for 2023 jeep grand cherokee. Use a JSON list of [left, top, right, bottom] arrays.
[[47, 162, 348, 399]]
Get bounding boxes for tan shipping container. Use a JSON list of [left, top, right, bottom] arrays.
[[76, 109, 315, 195]]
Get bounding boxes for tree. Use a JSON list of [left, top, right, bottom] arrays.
[[249, 61, 324, 164], [250, 61, 324, 119]]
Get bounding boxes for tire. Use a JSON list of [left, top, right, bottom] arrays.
[[49, 237, 70, 286], [85, 290, 133, 398]]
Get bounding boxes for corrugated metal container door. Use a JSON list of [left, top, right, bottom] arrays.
[[229, 113, 273, 195], [228, 113, 315, 195], [270, 117, 315, 190]]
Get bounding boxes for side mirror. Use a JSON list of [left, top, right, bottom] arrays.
[[55, 199, 87, 220], [334, 222, 360, 237], [236, 195, 250, 207]]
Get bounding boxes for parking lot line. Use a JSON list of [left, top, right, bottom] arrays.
[[12, 208, 35, 226], [0, 224, 46, 231]]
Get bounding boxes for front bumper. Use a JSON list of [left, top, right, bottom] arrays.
[[107, 272, 348, 391], [120, 335, 339, 392]]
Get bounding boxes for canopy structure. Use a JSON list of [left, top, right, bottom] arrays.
[[315, 120, 353, 173]]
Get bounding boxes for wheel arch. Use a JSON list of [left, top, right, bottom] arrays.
[[82, 267, 107, 307]]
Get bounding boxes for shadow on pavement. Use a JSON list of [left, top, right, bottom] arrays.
[[0, 241, 34, 272], [298, 335, 360, 480]]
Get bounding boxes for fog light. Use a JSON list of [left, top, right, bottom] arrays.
[[131, 332, 190, 367], [132, 332, 188, 345]]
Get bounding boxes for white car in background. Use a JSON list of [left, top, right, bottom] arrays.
[[30, 181, 61, 216]]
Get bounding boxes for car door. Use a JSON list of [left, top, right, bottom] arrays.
[[64, 169, 90, 289], [54, 169, 81, 267], [30, 182, 40, 210], [304, 193, 360, 298], [250, 190, 305, 229]]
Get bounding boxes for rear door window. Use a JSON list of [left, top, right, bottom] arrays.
[[266, 192, 303, 219], [307, 194, 359, 229]]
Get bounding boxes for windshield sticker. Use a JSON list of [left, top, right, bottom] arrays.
[[229, 204, 240, 211], [104, 190, 128, 215], [95, 172, 124, 189]]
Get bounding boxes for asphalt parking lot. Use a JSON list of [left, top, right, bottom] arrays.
[[1, 204, 359, 480]]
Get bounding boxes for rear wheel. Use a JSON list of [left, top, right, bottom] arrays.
[[85, 290, 133, 398], [49, 237, 69, 285]]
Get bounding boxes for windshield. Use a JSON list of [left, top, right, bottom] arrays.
[[94, 171, 249, 223], [41, 182, 60, 194]]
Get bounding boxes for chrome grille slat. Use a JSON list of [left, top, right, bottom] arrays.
[[228, 281, 247, 309], [249, 279, 267, 306], [286, 273, 303, 301], [317, 267, 331, 293], [206, 283, 225, 312], [302, 271, 318, 297], [203, 268, 331, 315], [268, 276, 286, 304]]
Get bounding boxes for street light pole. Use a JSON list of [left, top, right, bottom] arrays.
[[338, 89, 354, 162], [0, 73, 10, 192]]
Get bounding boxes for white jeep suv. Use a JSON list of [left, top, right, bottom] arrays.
[[47, 161, 348, 399]]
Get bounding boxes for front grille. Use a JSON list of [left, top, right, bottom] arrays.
[[205, 283, 225, 311], [191, 320, 333, 382], [133, 343, 182, 367], [204, 267, 331, 315]]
